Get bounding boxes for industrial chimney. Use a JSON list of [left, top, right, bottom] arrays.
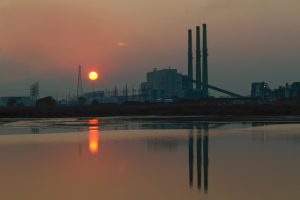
[[188, 29, 193, 90], [196, 26, 201, 91], [202, 24, 208, 97]]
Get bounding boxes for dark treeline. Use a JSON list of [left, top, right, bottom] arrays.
[[1, 100, 300, 118]]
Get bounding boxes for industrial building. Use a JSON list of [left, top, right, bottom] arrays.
[[251, 82, 272, 99], [274, 82, 300, 99], [83, 91, 105, 103], [0, 83, 39, 107], [141, 24, 210, 102], [72, 91, 118, 104], [0, 96, 34, 107], [140, 24, 243, 102], [251, 81, 300, 101], [141, 68, 186, 101]]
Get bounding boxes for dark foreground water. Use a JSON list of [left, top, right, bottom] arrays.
[[0, 118, 300, 200]]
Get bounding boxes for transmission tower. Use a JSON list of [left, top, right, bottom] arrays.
[[30, 82, 39, 102], [76, 65, 84, 98]]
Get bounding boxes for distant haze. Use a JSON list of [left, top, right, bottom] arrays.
[[0, 0, 299, 97]]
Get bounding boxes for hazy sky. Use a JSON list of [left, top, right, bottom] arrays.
[[0, 0, 299, 97]]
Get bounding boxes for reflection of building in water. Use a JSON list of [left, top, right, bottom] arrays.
[[189, 124, 209, 192], [31, 128, 40, 134], [250, 122, 300, 144], [88, 119, 100, 154], [146, 137, 182, 152], [99, 118, 228, 131]]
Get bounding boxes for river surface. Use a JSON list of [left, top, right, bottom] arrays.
[[0, 117, 299, 200]]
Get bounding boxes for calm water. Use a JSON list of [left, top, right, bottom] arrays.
[[0, 118, 300, 200]]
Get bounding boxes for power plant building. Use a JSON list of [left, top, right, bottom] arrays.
[[141, 24, 211, 101], [138, 24, 248, 102], [141, 68, 185, 101]]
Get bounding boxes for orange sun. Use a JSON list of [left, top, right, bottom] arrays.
[[88, 71, 99, 81]]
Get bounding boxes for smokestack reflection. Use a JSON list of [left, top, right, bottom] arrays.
[[88, 119, 100, 154], [203, 124, 209, 192], [196, 126, 202, 190], [188, 123, 209, 193], [189, 130, 194, 187]]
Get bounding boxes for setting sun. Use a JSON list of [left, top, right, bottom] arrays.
[[88, 71, 99, 81]]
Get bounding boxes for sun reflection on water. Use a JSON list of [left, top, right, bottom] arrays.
[[88, 119, 100, 154]]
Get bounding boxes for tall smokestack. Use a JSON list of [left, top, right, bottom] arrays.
[[196, 26, 201, 91], [188, 29, 193, 90], [202, 24, 208, 97]]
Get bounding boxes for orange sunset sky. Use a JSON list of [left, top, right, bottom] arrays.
[[0, 0, 299, 97]]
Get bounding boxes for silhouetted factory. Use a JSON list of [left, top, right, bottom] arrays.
[[0, 83, 39, 106], [251, 81, 300, 101], [75, 24, 300, 104], [141, 24, 243, 102], [141, 24, 208, 101], [5, 24, 298, 107]]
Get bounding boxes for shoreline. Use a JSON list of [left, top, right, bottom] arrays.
[[1, 103, 300, 120], [1, 115, 300, 123]]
